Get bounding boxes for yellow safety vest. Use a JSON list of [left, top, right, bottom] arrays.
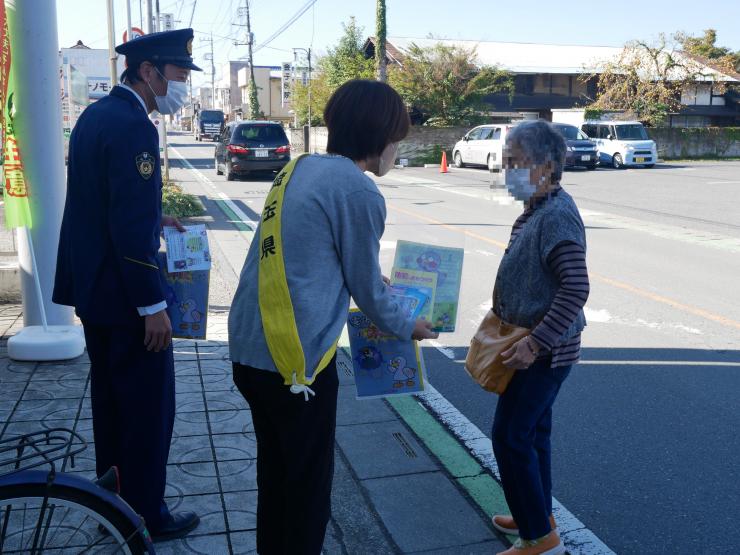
[[258, 154, 338, 399]]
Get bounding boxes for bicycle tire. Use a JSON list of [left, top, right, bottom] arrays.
[[0, 480, 152, 554]]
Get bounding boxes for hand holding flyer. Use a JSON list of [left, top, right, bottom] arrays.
[[163, 224, 212, 273]]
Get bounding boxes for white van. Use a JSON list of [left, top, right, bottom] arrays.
[[580, 121, 658, 169], [452, 124, 517, 171]]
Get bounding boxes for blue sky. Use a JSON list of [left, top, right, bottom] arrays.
[[57, 0, 740, 89]]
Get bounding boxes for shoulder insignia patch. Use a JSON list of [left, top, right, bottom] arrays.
[[136, 152, 155, 180]]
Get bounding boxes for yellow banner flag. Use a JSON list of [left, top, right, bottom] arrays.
[[1, 0, 32, 229]]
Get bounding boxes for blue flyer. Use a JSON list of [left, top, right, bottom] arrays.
[[158, 252, 209, 340], [347, 309, 426, 400]]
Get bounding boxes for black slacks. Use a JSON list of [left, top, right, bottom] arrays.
[[233, 357, 338, 555], [82, 320, 175, 531]]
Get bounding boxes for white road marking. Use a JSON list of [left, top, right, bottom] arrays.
[[170, 146, 260, 230], [706, 180, 740, 184], [584, 306, 703, 335], [417, 379, 615, 555]]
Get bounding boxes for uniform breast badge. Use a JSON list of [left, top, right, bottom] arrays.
[[136, 152, 154, 180]]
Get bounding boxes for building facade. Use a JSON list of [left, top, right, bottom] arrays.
[[365, 37, 739, 127]]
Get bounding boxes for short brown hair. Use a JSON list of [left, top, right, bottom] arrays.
[[324, 80, 410, 161]]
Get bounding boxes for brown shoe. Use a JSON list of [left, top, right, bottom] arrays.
[[491, 514, 557, 536], [496, 530, 564, 555]]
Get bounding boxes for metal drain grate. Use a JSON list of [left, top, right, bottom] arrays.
[[392, 432, 418, 459], [337, 360, 353, 377]]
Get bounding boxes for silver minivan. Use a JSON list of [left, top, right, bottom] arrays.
[[452, 124, 517, 171]]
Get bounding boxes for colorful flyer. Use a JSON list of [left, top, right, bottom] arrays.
[[393, 241, 464, 332], [158, 252, 209, 340], [389, 268, 437, 321], [347, 309, 426, 400], [389, 285, 430, 321], [163, 224, 212, 273]]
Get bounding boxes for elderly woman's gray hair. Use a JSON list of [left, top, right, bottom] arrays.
[[506, 120, 567, 183]]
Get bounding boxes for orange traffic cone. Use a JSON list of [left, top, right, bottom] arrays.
[[440, 151, 449, 173]]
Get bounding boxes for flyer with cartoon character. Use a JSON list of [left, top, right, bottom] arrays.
[[157, 252, 209, 340], [163, 224, 212, 273], [347, 309, 427, 399], [393, 241, 464, 332]]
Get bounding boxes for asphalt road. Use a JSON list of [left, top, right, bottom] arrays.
[[167, 132, 740, 554]]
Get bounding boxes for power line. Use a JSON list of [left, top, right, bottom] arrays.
[[246, 0, 318, 56]]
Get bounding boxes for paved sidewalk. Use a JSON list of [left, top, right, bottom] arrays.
[[0, 305, 507, 554]]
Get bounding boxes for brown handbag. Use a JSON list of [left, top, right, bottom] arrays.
[[464, 308, 530, 394]]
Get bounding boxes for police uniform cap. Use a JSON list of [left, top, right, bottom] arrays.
[[115, 28, 202, 71]]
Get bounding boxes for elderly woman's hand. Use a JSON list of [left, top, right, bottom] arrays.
[[501, 335, 541, 370]]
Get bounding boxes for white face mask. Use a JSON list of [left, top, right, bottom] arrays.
[[149, 69, 188, 115], [503, 168, 536, 202], [374, 142, 399, 177]]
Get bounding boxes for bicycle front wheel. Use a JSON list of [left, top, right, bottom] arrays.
[[0, 480, 151, 554]]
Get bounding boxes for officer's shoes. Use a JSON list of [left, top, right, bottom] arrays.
[[150, 511, 200, 543]]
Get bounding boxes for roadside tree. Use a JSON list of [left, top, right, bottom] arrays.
[[584, 33, 736, 126], [291, 17, 374, 125], [388, 42, 513, 126]]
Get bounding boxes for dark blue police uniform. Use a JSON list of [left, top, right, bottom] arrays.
[[53, 28, 200, 534]]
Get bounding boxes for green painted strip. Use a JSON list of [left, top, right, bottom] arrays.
[[387, 395, 483, 478], [388, 394, 515, 543], [213, 199, 254, 234]]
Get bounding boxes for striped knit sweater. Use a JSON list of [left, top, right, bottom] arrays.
[[506, 186, 590, 367]]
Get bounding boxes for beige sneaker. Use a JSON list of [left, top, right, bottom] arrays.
[[496, 530, 565, 555], [491, 514, 557, 536]]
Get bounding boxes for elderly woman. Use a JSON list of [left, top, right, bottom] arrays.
[[228, 80, 437, 555], [490, 120, 590, 555]]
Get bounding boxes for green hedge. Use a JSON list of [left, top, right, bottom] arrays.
[[162, 182, 205, 218]]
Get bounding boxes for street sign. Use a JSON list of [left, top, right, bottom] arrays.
[[281, 62, 292, 107], [122, 27, 145, 42]]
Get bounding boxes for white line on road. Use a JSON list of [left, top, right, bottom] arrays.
[[417, 379, 615, 555], [706, 180, 740, 184], [170, 146, 260, 230]]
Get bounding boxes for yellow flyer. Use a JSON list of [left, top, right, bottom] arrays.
[[389, 268, 437, 321]]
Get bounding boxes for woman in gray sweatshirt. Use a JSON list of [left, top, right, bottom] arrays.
[[228, 80, 438, 555]]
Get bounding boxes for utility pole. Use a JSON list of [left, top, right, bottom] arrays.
[[106, 0, 117, 86], [145, 0, 153, 33], [187, 0, 197, 127], [126, 0, 133, 46], [244, 0, 260, 118], [376, 0, 387, 82], [154, 0, 170, 181], [200, 34, 216, 109]]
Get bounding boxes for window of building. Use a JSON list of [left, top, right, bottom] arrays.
[[551, 75, 570, 96], [533, 74, 551, 94], [571, 77, 588, 98]]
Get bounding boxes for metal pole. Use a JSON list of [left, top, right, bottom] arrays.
[[307, 47, 311, 152], [210, 33, 215, 110], [126, 0, 133, 42], [106, 0, 117, 86], [8, 0, 74, 327], [145, 0, 153, 34], [154, 0, 169, 181]]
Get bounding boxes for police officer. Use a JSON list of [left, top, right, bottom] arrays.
[[54, 29, 201, 541]]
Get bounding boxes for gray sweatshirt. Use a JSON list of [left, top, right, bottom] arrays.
[[227, 154, 415, 376]]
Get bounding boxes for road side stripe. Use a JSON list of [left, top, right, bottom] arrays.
[[169, 146, 259, 231], [413, 382, 615, 555]]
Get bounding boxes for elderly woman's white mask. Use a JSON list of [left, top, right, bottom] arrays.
[[503, 168, 537, 202]]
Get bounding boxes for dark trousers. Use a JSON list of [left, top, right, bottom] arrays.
[[491, 357, 571, 541], [233, 358, 339, 555], [82, 321, 175, 531]]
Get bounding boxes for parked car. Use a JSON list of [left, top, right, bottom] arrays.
[[580, 121, 657, 169], [215, 121, 291, 180], [452, 124, 518, 171], [551, 123, 599, 170]]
